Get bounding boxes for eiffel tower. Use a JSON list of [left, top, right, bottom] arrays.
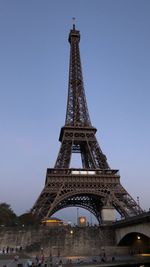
[[32, 24, 143, 224]]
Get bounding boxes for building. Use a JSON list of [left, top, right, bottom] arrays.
[[42, 217, 64, 227]]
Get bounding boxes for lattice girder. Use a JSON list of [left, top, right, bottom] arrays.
[[66, 26, 91, 127], [32, 169, 143, 221], [55, 127, 109, 169], [47, 194, 103, 223]]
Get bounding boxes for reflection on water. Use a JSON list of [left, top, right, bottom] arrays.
[[103, 265, 148, 267], [119, 266, 143, 267]]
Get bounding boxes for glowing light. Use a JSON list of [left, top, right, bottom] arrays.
[[80, 217, 85, 223], [137, 235, 141, 240], [42, 219, 59, 223]]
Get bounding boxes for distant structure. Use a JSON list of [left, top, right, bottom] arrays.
[[32, 24, 143, 224], [78, 216, 86, 227], [42, 217, 64, 227]]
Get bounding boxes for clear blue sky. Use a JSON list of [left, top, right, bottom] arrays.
[[0, 0, 150, 223]]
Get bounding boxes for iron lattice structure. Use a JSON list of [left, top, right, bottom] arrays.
[[32, 25, 143, 223]]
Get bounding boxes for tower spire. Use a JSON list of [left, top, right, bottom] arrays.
[[66, 24, 91, 127], [72, 17, 76, 30]]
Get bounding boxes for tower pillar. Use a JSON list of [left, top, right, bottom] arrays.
[[101, 206, 116, 224]]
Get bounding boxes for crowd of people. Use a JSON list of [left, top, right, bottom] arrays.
[[0, 245, 23, 254]]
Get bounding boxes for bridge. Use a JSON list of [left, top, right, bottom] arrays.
[[110, 211, 150, 251]]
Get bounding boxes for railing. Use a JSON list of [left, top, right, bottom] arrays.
[[111, 211, 150, 227]]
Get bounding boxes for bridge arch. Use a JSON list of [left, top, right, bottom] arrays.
[[116, 224, 150, 244], [117, 231, 150, 254]]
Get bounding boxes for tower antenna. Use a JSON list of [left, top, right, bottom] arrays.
[[72, 17, 76, 29]]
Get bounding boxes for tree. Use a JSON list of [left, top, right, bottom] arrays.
[[18, 212, 40, 226], [0, 203, 17, 226]]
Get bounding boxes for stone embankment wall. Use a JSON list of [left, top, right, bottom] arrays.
[[0, 226, 117, 256]]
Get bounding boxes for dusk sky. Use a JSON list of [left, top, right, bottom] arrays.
[[0, 0, 150, 224]]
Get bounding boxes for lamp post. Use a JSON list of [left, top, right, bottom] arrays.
[[77, 208, 79, 226], [90, 212, 93, 226]]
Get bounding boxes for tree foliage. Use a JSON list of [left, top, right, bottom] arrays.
[[18, 212, 40, 226], [0, 202, 17, 226], [0, 203, 40, 227]]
